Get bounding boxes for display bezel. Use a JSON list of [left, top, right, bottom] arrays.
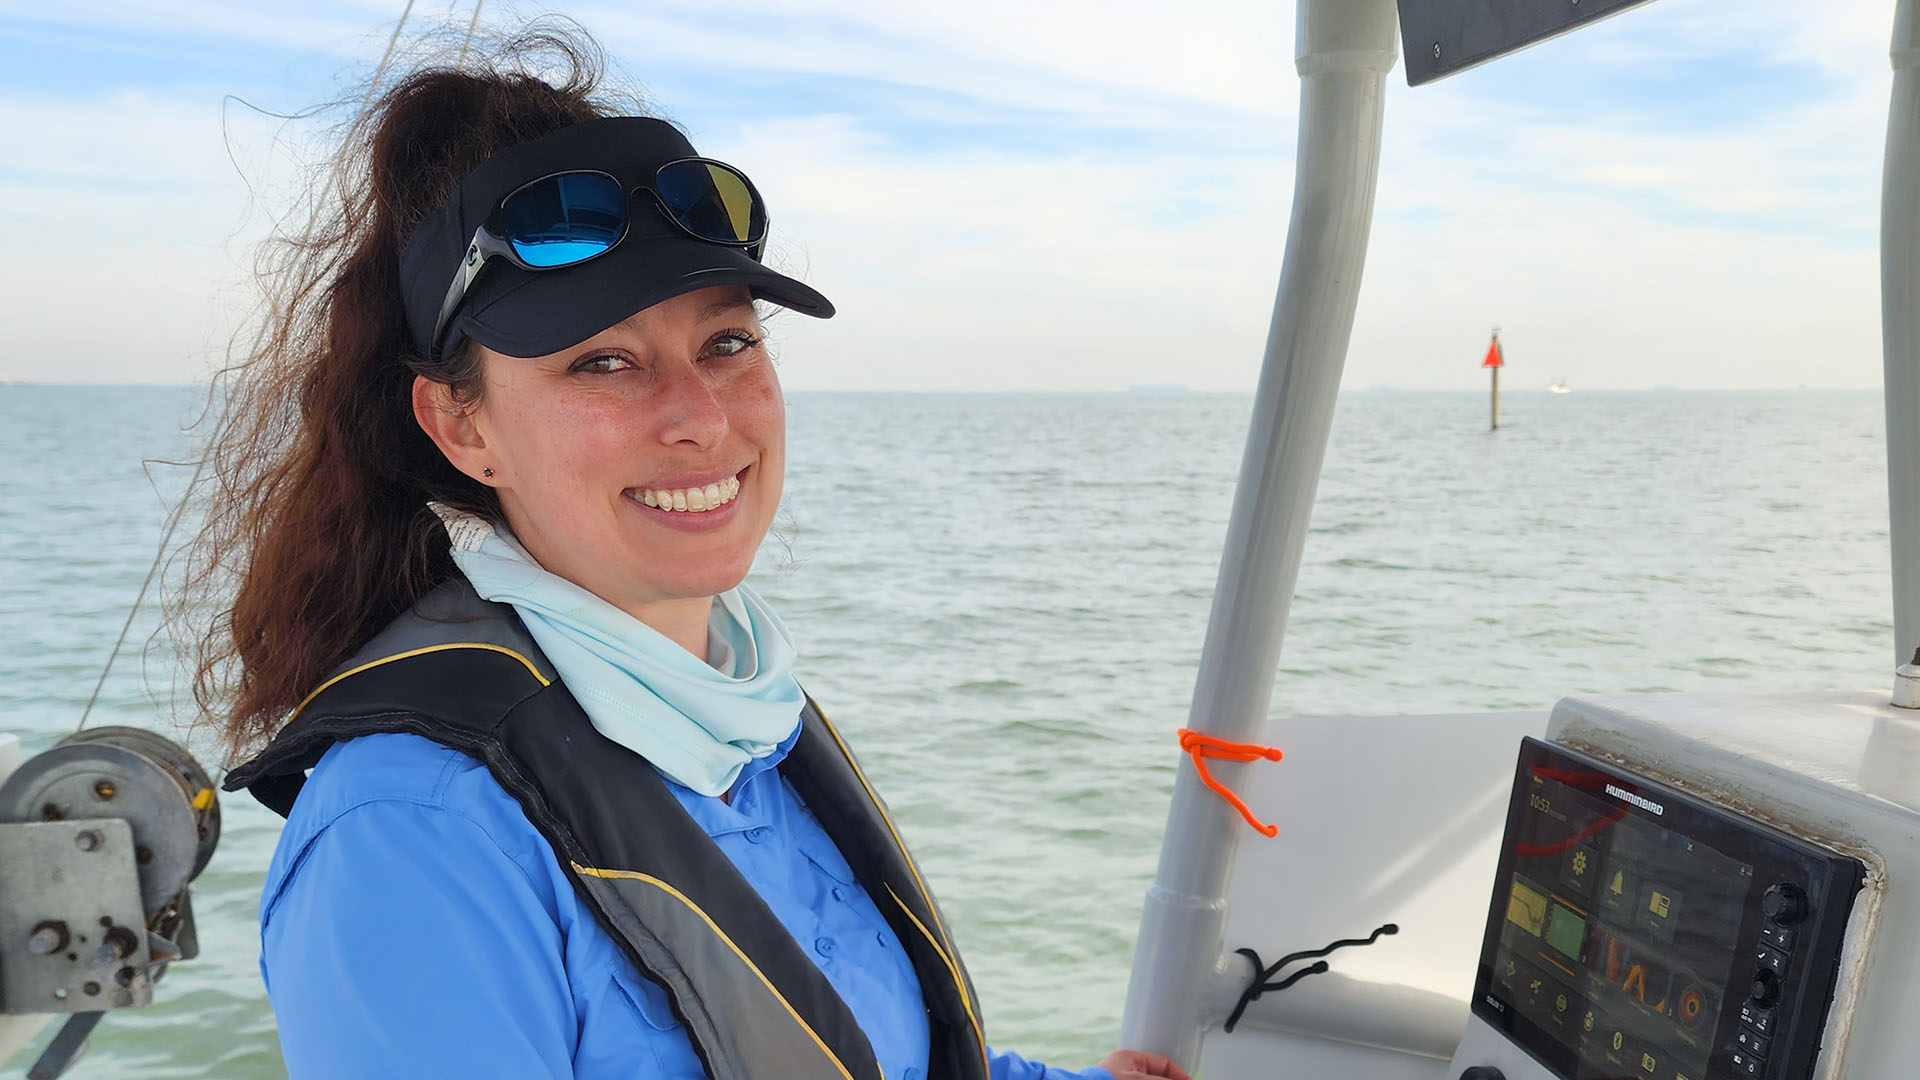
[[1470, 738, 1863, 1080]]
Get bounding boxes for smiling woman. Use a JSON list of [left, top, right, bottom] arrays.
[[170, 18, 1185, 1080], [414, 289, 789, 653]]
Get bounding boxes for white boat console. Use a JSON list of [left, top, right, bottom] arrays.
[[1198, 692, 1920, 1080]]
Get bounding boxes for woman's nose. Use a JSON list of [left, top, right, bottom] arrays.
[[654, 358, 731, 448]]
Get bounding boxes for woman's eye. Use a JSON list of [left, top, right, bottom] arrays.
[[707, 331, 762, 359], [571, 353, 633, 374]]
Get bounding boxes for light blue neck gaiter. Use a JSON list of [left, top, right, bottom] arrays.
[[431, 504, 805, 797]]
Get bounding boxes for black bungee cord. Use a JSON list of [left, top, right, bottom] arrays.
[[1222, 922, 1400, 1034]]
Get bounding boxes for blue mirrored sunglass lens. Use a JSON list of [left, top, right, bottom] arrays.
[[654, 160, 766, 245], [501, 173, 625, 268]]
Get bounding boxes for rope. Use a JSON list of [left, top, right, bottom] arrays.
[[77, 0, 419, 732], [1176, 728, 1284, 837]]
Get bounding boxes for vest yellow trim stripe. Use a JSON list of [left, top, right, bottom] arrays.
[[289, 644, 551, 722], [571, 862, 865, 1080], [884, 883, 987, 1062], [812, 708, 989, 1067]]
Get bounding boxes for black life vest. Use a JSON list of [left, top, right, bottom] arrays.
[[225, 580, 990, 1080]]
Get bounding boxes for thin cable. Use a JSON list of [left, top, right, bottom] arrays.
[[77, 0, 418, 732], [1221, 924, 1399, 1034], [457, 0, 484, 66], [76, 456, 210, 730]]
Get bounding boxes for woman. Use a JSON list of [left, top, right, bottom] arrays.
[[187, 28, 1191, 1080]]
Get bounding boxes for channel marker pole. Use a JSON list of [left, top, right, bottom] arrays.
[[1484, 327, 1504, 430]]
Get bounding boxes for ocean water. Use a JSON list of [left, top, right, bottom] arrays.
[[0, 384, 1893, 1076]]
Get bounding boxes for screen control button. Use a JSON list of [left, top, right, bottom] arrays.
[[1759, 923, 1796, 951], [1734, 1026, 1771, 1058], [1755, 944, 1791, 979], [1750, 970, 1783, 1008], [1739, 999, 1777, 1037], [1730, 1048, 1766, 1078], [1458, 1069, 1504, 1080], [1763, 883, 1808, 924]]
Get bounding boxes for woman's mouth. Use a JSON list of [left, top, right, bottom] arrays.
[[626, 474, 741, 514]]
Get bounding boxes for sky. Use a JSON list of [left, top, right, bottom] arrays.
[[0, 0, 1899, 390]]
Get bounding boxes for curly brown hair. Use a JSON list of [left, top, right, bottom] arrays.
[[174, 22, 652, 759]]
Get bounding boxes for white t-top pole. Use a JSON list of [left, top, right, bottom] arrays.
[[1885, 0, 1920, 668], [1117, 0, 1399, 1066]]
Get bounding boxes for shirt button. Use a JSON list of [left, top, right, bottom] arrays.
[[904, 1070, 920, 1080], [831, 885, 847, 902], [745, 827, 770, 844], [814, 936, 837, 958]]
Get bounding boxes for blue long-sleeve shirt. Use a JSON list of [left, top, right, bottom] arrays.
[[259, 727, 1111, 1080]]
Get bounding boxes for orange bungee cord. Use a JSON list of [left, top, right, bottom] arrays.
[[1176, 729, 1285, 837]]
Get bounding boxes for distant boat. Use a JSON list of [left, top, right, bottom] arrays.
[[1548, 377, 1571, 394]]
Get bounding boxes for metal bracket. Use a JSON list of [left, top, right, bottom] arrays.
[[1398, 0, 1660, 85], [0, 820, 154, 1015]]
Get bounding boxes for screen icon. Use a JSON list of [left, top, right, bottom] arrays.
[[1637, 883, 1684, 942], [1545, 902, 1588, 963], [1676, 984, 1708, 1029], [1507, 879, 1549, 937], [1600, 864, 1634, 912], [1563, 843, 1601, 895]]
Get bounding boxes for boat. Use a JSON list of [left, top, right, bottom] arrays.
[[3, 2, 1917, 1079], [1548, 378, 1570, 394], [1116, 2, 1920, 1079]]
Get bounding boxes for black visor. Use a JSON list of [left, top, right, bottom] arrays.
[[399, 116, 833, 360]]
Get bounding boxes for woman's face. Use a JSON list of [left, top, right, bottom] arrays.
[[429, 285, 784, 617]]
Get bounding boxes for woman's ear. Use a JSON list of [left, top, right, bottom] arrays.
[[411, 375, 495, 484]]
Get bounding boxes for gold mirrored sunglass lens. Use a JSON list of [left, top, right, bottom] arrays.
[[705, 164, 755, 242]]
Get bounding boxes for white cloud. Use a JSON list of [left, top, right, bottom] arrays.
[[0, 1, 1900, 389], [577, 0, 1302, 124]]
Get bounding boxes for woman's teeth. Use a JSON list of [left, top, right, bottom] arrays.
[[634, 475, 740, 513]]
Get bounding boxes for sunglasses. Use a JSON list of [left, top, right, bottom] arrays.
[[431, 158, 769, 354]]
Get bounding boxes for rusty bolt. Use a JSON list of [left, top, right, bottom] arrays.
[[27, 922, 68, 957], [74, 830, 101, 852], [113, 966, 137, 988], [103, 927, 139, 960], [134, 845, 154, 866], [81, 981, 100, 997], [38, 803, 63, 821], [91, 780, 116, 801]]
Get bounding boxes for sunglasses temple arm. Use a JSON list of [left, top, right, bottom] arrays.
[[430, 231, 493, 356]]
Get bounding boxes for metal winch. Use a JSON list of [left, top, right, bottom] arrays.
[[0, 726, 220, 1077]]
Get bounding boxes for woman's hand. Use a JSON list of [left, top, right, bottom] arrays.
[[1097, 1048, 1193, 1080]]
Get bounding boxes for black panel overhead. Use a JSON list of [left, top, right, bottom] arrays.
[[1397, 0, 1662, 86]]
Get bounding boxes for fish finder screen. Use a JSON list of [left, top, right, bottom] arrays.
[[1488, 765, 1754, 1080]]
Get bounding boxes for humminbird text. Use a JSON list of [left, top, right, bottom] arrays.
[[1605, 784, 1665, 816]]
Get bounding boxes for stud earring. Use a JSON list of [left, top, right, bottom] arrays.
[[483, 468, 494, 478]]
